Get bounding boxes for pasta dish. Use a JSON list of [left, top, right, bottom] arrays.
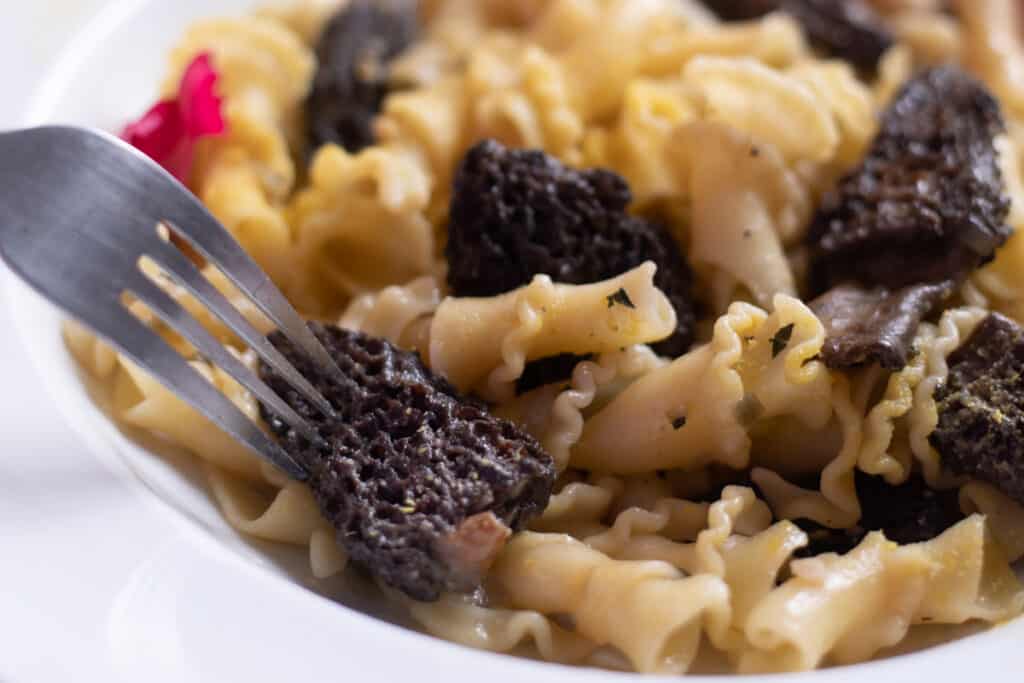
[[63, 0, 1024, 674]]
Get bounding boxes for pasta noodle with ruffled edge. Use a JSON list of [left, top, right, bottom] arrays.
[[285, 144, 436, 315], [579, 495, 713, 571], [786, 60, 877, 172], [407, 593, 599, 665], [683, 56, 840, 164], [462, 36, 584, 164], [753, 321, 958, 528], [530, 476, 625, 537], [906, 307, 988, 486], [488, 531, 733, 674], [739, 516, 1024, 672], [163, 16, 314, 284], [581, 79, 700, 205], [741, 533, 935, 672], [641, 13, 810, 77], [856, 337, 930, 484], [754, 373, 864, 529], [429, 262, 677, 402], [562, 484, 807, 653], [380, 25, 583, 194], [913, 515, 1024, 623], [114, 353, 265, 481], [960, 481, 1024, 563], [572, 294, 830, 473], [165, 16, 313, 189], [753, 344, 933, 529], [206, 464, 347, 578], [497, 346, 665, 471], [543, 0, 690, 124], [692, 487, 807, 651], [953, 0, 1024, 120]]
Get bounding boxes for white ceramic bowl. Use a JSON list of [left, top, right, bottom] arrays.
[[5, 1, 1023, 680]]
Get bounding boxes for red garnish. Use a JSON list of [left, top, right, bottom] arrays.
[[121, 53, 227, 184]]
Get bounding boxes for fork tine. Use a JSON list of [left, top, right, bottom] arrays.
[[146, 241, 339, 418], [90, 304, 308, 480], [126, 272, 324, 446], [161, 215, 345, 381]]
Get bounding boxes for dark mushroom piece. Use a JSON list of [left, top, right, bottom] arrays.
[[306, 0, 418, 154], [807, 66, 1011, 294], [809, 281, 954, 370], [258, 323, 555, 602], [931, 313, 1024, 506], [446, 139, 697, 360]]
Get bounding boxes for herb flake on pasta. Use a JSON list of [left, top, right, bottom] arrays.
[[606, 288, 636, 309]]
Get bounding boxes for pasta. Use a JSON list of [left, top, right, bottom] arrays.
[[64, 0, 1024, 675], [487, 531, 733, 675], [429, 263, 677, 401], [571, 294, 830, 473]]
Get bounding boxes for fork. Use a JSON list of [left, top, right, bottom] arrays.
[[0, 125, 343, 481]]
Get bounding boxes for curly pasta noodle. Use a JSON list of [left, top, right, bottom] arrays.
[[63, 0, 1024, 675], [429, 263, 676, 401]]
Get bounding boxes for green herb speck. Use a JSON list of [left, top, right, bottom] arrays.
[[606, 288, 635, 309]]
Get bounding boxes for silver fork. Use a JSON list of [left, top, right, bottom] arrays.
[[0, 125, 343, 481]]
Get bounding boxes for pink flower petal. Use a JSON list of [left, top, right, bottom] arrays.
[[120, 100, 184, 164], [119, 52, 227, 184]]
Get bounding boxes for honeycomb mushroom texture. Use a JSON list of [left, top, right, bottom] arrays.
[[794, 472, 964, 558], [931, 313, 1024, 506], [807, 66, 1011, 293], [445, 139, 697, 358], [809, 280, 954, 370], [257, 323, 556, 602], [305, 0, 418, 154], [700, 0, 893, 69]]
